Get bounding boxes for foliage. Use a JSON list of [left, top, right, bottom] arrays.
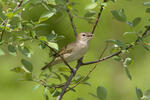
[[0, 0, 150, 100]]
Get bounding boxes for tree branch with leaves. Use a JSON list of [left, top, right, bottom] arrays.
[[0, 0, 150, 100]]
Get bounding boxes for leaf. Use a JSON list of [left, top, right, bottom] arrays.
[[10, 67, 26, 73], [48, 42, 59, 51], [146, 8, 150, 13], [60, 73, 69, 81], [123, 57, 133, 67], [38, 36, 47, 42], [85, 3, 98, 10], [39, 9, 56, 22], [22, 73, 33, 81], [52, 91, 60, 97], [21, 59, 33, 72], [77, 97, 84, 100], [0, 48, 5, 56], [43, 88, 49, 100], [8, 44, 17, 56], [47, 31, 57, 41], [132, 17, 141, 27], [97, 86, 107, 100], [49, 87, 55, 94], [18, 46, 31, 58], [124, 67, 132, 80], [112, 56, 121, 62], [136, 87, 143, 99], [52, 72, 62, 82], [58, 67, 69, 72], [144, 2, 150, 6], [84, 10, 96, 18], [111, 8, 127, 22], [107, 39, 125, 49], [33, 85, 41, 91], [11, 67, 33, 81], [144, 89, 150, 98], [123, 32, 136, 37], [111, 0, 117, 2], [89, 92, 99, 99], [139, 39, 150, 52]]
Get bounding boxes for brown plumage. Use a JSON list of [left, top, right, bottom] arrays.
[[41, 32, 93, 70]]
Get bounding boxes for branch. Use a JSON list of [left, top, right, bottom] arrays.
[[34, 36, 73, 71], [66, 42, 109, 92], [66, 0, 77, 38], [57, 58, 83, 100], [0, 0, 23, 40], [82, 26, 150, 66], [57, 0, 107, 99], [91, 0, 107, 34]]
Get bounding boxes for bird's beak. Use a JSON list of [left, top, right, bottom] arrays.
[[87, 34, 93, 38]]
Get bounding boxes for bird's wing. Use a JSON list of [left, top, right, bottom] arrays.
[[58, 42, 75, 56]]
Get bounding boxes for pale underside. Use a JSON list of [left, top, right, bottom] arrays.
[[51, 40, 89, 66]]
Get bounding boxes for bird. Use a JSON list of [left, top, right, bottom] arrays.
[[41, 32, 93, 70]]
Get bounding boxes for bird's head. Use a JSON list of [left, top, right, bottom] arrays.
[[77, 32, 93, 43]]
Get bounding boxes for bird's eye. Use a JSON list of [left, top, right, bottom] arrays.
[[82, 34, 86, 36]]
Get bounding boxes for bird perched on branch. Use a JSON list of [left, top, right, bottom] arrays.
[[41, 32, 93, 70]]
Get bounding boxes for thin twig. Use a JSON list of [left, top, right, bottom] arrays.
[[0, 0, 23, 40], [91, 0, 107, 34], [66, 0, 77, 38], [34, 36, 73, 71]]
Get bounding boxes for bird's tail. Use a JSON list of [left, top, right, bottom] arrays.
[[41, 58, 56, 70]]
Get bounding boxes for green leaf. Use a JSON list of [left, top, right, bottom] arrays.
[[113, 56, 121, 61], [18, 46, 31, 58], [97, 86, 107, 100], [85, 3, 98, 10], [123, 57, 133, 67], [124, 67, 132, 80], [49, 87, 55, 94], [144, 89, 150, 98], [39, 9, 56, 22], [43, 88, 49, 100], [8, 45, 17, 56], [52, 91, 60, 97], [132, 17, 141, 27], [89, 92, 99, 99], [111, 8, 127, 22], [107, 39, 125, 49], [58, 67, 69, 72], [123, 32, 136, 37], [60, 73, 69, 81], [136, 87, 143, 99], [111, 0, 117, 2], [0, 48, 5, 56], [21, 59, 33, 72], [38, 36, 47, 42], [146, 8, 150, 13], [22, 73, 33, 81], [33, 85, 41, 91], [10, 67, 26, 73], [48, 42, 59, 51], [144, 2, 150, 6], [139, 39, 150, 52], [52, 72, 62, 82], [77, 97, 84, 100], [84, 10, 96, 18], [11, 67, 33, 81]]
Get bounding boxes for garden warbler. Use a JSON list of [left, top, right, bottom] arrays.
[[41, 32, 93, 70]]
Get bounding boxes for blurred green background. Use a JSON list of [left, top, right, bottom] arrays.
[[0, 0, 150, 100]]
